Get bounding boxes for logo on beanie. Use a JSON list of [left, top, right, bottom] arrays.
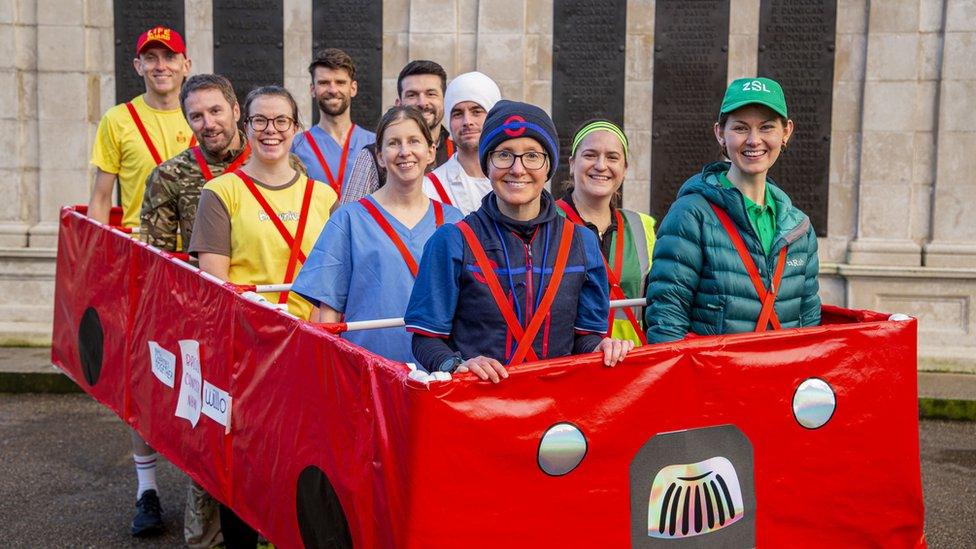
[[503, 115, 526, 137]]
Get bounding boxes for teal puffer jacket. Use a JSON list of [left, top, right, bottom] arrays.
[[644, 162, 821, 343]]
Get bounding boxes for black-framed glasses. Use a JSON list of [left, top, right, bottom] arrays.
[[246, 115, 294, 132], [489, 150, 549, 171]]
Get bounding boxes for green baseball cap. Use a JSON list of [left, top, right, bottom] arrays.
[[720, 77, 788, 119]]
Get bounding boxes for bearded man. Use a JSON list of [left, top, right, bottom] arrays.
[[290, 48, 375, 195]]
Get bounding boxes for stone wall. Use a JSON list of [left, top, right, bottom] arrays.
[[2, 0, 973, 371]]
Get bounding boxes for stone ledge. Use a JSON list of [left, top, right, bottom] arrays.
[[0, 246, 57, 259], [0, 321, 52, 346], [919, 352, 976, 375], [821, 261, 976, 279]]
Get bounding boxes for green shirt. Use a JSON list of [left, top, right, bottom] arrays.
[[719, 172, 777, 255]]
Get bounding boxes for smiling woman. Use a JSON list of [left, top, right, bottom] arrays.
[[644, 77, 822, 343], [290, 106, 463, 363], [188, 85, 337, 321], [556, 120, 656, 346], [405, 101, 635, 382]]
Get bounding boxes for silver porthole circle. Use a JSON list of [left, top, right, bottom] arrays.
[[792, 377, 836, 430], [537, 422, 588, 476]]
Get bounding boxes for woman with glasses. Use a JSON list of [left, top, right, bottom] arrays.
[[404, 101, 634, 383], [556, 120, 656, 346], [189, 86, 336, 546], [291, 106, 462, 362], [644, 77, 821, 343], [190, 85, 337, 322]]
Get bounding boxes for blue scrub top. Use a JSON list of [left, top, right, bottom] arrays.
[[291, 125, 375, 189], [292, 196, 463, 363]]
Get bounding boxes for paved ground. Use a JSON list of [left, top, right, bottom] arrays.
[[0, 394, 188, 548], [919, 417, 976, 547], [0, 393, 972, 547]]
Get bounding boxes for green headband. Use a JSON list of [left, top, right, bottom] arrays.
[[571, 121, 629, 160]]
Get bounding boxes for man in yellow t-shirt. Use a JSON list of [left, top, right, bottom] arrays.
[[87, 26, 192, 538], [89, 26, 193, 229]]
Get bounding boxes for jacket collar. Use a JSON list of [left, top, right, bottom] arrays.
[[480, 189, 558, 239], [679, 161, 811, 248]]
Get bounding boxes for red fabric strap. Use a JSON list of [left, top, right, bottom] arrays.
[[555, 199, 584, 225], [235, 170, 312, 303], [445, 137, 454, 159], [278, 178, 316, 303], [426, 173, 452, 205], [756, 247, 787, 331], [558, 200, 646, 343], [125, 102, 163, 166], [456, 221, 540, 363], [508, 218, 576, 365], [191, 147, 214, 181], [708, 202, 786, 331], [359, 198, 420, 278], [432, 199, 444, 227], [224, 143, 251, 175], [304, 125, 355, 195], [606, 210, 647, 344], [195, 143, 252, 181]]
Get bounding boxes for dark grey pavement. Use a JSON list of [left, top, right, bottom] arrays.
[[0, 393, 973, 547], [919, 417, 976, 547], [0, 394, 188, 547]]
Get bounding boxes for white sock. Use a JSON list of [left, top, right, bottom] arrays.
[[133, 453, 159, 499]]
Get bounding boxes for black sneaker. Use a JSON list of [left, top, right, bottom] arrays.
[[131, 489, 164, 537]]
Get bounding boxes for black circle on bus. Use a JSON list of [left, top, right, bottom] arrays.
[[78, 307, 104, 386], [296, 465, 352, 548]]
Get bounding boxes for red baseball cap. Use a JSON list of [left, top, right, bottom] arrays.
[[136, 26, 186, 56]]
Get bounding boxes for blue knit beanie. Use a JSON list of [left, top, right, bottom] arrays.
[[478, 100, 560, 181]]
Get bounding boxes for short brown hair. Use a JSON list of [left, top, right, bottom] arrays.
[[396, 60, 447, 97], [180, 74, 236, 115], [308, 48, 356, 81]]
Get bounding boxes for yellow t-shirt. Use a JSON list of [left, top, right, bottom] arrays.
[[198, 172, 337, 319], [90, 94, 194, 228]]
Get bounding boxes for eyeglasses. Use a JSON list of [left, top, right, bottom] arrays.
[[246, 115, 294, 132], [489, 150, 549, 171]]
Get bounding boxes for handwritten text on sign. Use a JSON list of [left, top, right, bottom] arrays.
[[175, 339, 203, 427]]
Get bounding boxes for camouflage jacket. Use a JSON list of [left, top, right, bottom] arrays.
[[140, 132, 307, 251]]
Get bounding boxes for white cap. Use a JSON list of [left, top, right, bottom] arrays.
[[444, 71, 502, 139]]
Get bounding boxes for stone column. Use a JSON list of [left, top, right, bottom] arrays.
[[29, 0, 111, 248], [622, 0, 652, 212], [476, 0, 524, 102], [409, 0, 459, 80], [458, 0, 478, 74], [0, 0, 38, 247], [924, 1, 976, 268], [522, 0, 551, 108], [382, 0, 409, 108], [186, 0, 213, 75], [728, 0, 759, 79], [847, 1, 942, 266], [283, 0, 312, 126], [824, 0, 868, 267]]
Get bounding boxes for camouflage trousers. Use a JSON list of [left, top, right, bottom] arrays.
[[184, 480, 222, 548]]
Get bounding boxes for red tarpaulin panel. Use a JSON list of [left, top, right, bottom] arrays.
[[51, 206, 926, 548]]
